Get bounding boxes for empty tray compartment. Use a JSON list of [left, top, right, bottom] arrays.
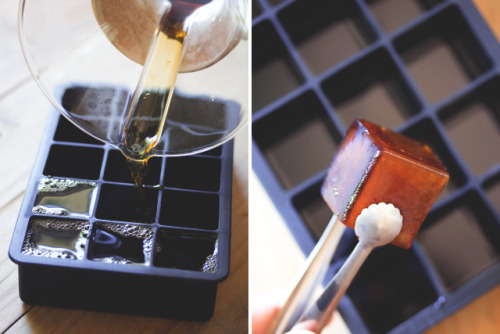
[[417, 192, 500, 291], [439, 77, 500, 176], [395, 5, 492, 105], [253, 91, 340, 189], [366, 0, 444, 33], [322, 48, 420, 129], [252, 20, 304, 111], [278, 0, 376, 75]]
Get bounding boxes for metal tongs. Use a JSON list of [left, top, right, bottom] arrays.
[[265, 203, 403, 334], [263, 215, 346, 334]]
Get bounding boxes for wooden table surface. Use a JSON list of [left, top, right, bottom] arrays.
[[0, 1, 248, 333]]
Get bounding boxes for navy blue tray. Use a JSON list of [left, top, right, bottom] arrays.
[[252, 0, 500, 333], [9, 87, 234, 320]]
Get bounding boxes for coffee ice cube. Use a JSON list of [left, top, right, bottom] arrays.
[[322, 119, 449, 248]]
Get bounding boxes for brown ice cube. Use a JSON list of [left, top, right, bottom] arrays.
[[322, 119, 449, 249]]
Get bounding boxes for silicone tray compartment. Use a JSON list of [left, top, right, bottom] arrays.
[[9, 93, 234, 320], [252, 0, 500, 333]]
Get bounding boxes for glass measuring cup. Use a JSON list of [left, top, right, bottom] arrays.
[[19, 0, 248, 159]]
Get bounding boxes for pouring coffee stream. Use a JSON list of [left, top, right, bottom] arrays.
[[118, 1, 206, 190], [91, 0, 247, 189]]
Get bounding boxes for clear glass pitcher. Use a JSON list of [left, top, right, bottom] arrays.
[[19, 0, 248, 159]]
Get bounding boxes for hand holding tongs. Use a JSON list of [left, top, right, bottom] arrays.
[[265, 203, 403, 334]]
